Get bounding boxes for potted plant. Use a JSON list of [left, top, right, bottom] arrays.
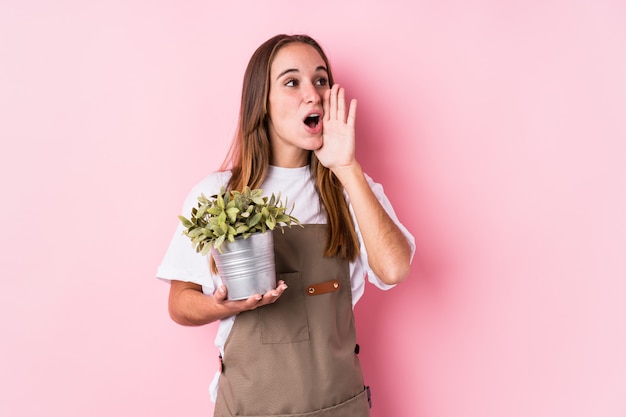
[[178, 186, 301, 300]]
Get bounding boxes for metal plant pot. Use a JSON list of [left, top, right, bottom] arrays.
[[212, 231, 276, 300]]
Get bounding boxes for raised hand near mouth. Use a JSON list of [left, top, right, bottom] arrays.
[[314, 83, 357, 172]]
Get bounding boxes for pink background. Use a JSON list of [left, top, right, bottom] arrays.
[[1, 1, 625, 416]]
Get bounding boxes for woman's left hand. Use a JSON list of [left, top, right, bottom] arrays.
[[315, 83, 357, 171]]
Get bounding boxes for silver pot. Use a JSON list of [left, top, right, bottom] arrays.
[[212, 231, 276, 300]]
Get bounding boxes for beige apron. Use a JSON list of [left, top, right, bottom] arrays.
[[214, 224, 371, 417]]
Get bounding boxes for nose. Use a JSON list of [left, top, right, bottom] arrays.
[[302, 82, 321, 104]]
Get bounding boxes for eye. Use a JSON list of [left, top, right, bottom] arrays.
[[316, 77, 328, 87], [285, 79, 298, 87]]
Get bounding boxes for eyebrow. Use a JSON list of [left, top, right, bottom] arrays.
[[276, 65, 328, 80]]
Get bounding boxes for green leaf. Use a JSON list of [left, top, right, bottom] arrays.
[[201, 243, 212, 256], [178, 215, 194, 228], [236, 225, 249, 234], [187, 228, 203, 238], [247, 212, 262, 228], [213, 234, 226, 250], [210, 222, 221, 234], [226, 207, 239, 223], [192, 235, 206, 243], [208, 207, 223, 216], [275, 214, 290, 223], [196, 204, 208, 218]]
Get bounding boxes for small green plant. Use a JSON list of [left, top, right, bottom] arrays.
[[179, 186, 301, 255]]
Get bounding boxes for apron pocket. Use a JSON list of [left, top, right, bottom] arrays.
[[259, 272, 310, 344]]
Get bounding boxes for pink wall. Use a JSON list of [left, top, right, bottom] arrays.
[[1, 1, 625, 416]]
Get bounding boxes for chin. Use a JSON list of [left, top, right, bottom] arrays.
[[298, 136, 323, 151]]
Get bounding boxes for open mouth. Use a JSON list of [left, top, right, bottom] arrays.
[[304, 114, 320, 128]]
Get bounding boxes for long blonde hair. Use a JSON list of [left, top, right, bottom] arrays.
[[220, 34, 359, 261]]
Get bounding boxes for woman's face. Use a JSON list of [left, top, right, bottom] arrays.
[[267, 42, 330, 167]]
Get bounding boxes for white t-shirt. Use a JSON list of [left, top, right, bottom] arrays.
[[157, 165, 415, 400]]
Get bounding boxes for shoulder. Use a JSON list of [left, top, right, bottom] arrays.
[[181, 170, 233, 211], [186, 171, 232, 199], [191, 170, 232, 195]]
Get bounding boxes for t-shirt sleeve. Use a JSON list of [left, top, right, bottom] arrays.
[[351, 173, 416, 290], [156, 173, 230, 292]]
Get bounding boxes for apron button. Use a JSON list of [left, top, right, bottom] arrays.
[[308, 287, 315, 294]]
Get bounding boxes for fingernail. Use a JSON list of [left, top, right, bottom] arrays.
[[272, 292, 279, 297], [255, 296, 262, 301]]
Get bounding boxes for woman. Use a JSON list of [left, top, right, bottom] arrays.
[[158, 34, 415, 417]]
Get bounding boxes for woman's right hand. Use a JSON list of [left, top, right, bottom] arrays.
[[168, 279, 288, 326], [213, 280, 288, 312]]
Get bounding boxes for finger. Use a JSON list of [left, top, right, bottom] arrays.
[[337, 86, 346, 122], [262, 289, 280, 304], [241, 293, 264, 309], [330, 83, 339, 120], [261, 281, 288, 305], [323, 88, 331, 122], [214, 285, 228, 303], [237, 280, 289, 309], [266, 279, 287, 295], [347, 99, 357, 127]]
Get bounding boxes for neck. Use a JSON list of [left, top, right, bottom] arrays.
[[270, 150, 311, 168]]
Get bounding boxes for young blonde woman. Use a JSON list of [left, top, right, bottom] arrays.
[[158, 34, 415, 417]]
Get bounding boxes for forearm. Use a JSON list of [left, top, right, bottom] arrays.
[[168, 282, 241, 326], [332, 162, 412, 285]]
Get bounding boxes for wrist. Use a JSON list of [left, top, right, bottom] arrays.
[[331, 161, 363, 188]]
